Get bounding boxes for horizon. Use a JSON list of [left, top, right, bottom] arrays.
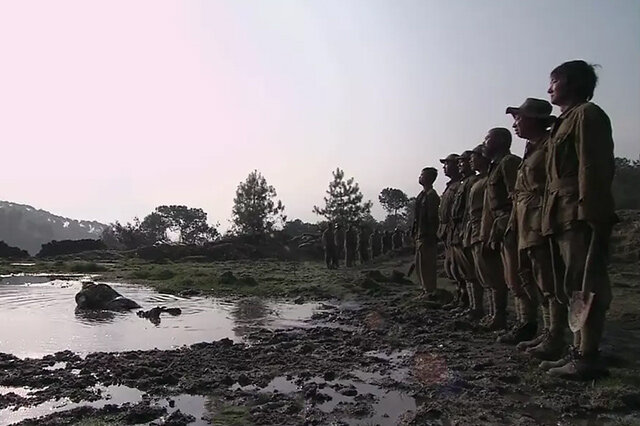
[[1, 1, 639, 229]]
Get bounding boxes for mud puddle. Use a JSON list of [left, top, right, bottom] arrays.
[[0, 275, 324, 358]]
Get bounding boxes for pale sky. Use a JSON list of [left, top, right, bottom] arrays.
[[1, 1, 638, 229]]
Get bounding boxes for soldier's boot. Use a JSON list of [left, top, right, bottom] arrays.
[[479, 288, 494, 326], [517, 301, 550, 351], [497, 296, 538, 344], [549, 306, 609, 379], [451, 283, 469, 314], [465, 281, 484, 322], [442, 289, 460, 311], [528, 300, 567, 361], [485, 287, 507, 331]]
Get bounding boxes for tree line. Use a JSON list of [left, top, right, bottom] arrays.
[[103, 156, 640, 249]]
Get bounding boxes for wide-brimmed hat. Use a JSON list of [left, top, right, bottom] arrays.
[[439, 153, 460, 163], [506, 98, 553, 119]]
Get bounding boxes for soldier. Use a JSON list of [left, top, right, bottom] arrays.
[[334, 224, 345, 267], [382, 230, 393, 254], [358, 226, 371, 264], [539, 61, 616, 379], [438, 154, 466, 310], [345, 224, 358, 267], [503, 98, 562, 350], [392, 227, 404, 250], [321, 223, 338, 269], [452, 151, 484, 320], [412, 167, 440, 295], [370, 228, 383, 258], [481, 128, 525, 333], [468, 144, 505, 326]]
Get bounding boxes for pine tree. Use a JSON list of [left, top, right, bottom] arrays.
[[313, 168, 373, 225], [231, 170, 286, 236]]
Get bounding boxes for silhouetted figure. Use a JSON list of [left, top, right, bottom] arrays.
[[392, 227, 404, 250], [358, 226, 370, 264], [322, 224, 338, 269], [370, 229, 383, 258], [345, 225, 358, 267], [334, 224, 345, 266]]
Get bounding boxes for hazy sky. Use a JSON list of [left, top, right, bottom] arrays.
[[1, 1, 638, 229]]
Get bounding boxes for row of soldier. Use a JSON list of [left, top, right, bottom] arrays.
[[412, 60, 615, 381], [321, 225, 409, 269]]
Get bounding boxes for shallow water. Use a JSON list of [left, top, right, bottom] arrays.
[[0, 275, 322, 358]]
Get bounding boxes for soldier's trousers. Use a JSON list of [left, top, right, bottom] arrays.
[[472, 243, 506, 291], [549, 224, 612, 355], [500, 231, 529, 297], [415, 239, 437, 292], [452, 245, 476, 281], [523, 243, 555, 299], [443, 244, 462, 282]]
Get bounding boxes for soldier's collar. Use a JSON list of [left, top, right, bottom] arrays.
[[558, 101, 586, 118]]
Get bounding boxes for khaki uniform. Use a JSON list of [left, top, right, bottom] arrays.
[[413, 187, 440, 292], [467, 174, 501, 289], [509, 136, 555, 298], [451, 174, 479, 281], [543, 102, 615, 312], [438, 179, 462, 281], [481, 153, 523, 294]]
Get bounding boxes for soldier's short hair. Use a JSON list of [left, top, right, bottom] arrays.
[[551, 60, 599, 101], [488, 127, 512, 149], [421, 167, 438, 184]]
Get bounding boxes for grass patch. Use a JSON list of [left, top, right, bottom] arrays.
[[68, 261, 108, 273]]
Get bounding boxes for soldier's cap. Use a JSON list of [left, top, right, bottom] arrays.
[[506, 98, 553, 119], [471, 144, 486, 156], [439, 153, 460, 163]]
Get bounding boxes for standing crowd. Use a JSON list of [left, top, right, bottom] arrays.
[[322, 60, 616, 381]]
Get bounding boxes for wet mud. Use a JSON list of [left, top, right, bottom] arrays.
[[1, 261, 640, 425]]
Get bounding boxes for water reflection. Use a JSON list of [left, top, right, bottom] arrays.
[[0, 275, 322, 357], [74, 307, 117, 324]]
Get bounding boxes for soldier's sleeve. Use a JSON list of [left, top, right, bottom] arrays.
[[501, 156, 521, 200], [428, 191, 440, 229], [575, 104, 615, 223]]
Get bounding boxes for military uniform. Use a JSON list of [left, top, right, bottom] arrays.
[[345, 227, 358, 267], [321, 229, 338, 269], [452, 171, 483, 319], [505, 135, 563, 350], [541, 102, 615, 377], [413, 187, 440, 293], [438, 179, 463, 283], [480, 152, 521, 329]]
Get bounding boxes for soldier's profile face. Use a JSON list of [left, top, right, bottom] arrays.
[[513, 115, 536, 139], [548, 76, 568, 106]]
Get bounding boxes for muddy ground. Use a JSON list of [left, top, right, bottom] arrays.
[[1, 251, 640, 425]]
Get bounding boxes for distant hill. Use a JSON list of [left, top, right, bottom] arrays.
[[0, 200, 108, 255]]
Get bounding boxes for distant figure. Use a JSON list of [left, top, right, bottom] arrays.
[[321, 224, 338, 269], [345, 225, 358, 267], [358, 226, 371, 264], [382, 231, 393, 254], [370, 228, 383, 258], [392, 227, 404, 250], [334, 224, 345, 267], [412, 167, 440, 295]]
